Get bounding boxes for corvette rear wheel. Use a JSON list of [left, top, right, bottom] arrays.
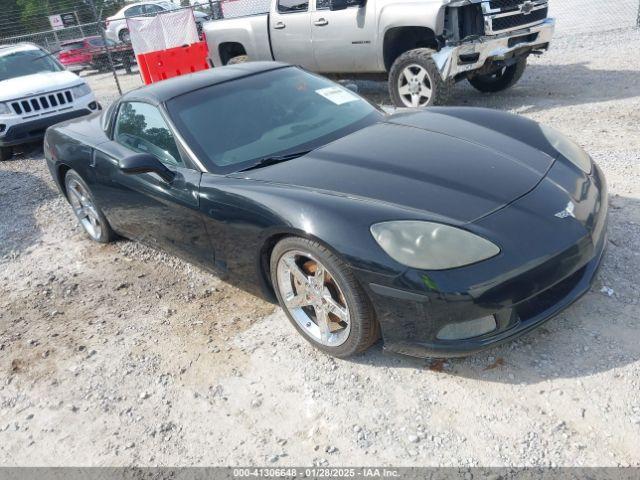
[[271, 237, 379, 358], [64, 170, 114, 244]]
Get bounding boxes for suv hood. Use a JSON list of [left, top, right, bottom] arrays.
[[0, 70, 82, 102], [239, 114, 555, 223]]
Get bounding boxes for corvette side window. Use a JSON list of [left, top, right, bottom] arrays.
[[114, 102, 183, 167], [278, 0, 309, 13]]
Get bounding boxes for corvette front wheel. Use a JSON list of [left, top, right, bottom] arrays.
[[271, 237, 379, 358]]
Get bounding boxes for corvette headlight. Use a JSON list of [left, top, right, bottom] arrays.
[[71, 83, 92, 99], [0, 102, 11, 115], [370, 221, 500, 270], [540, 124, 592, 174]]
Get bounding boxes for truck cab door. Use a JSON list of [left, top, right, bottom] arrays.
[[310, 0, 377, 73], [270, 0, 317, 69]]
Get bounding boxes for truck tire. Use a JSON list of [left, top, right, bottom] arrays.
[[227, 55, 248, 65], [389, 48, 454, 108], [468, 57, 527, 93], [0, 146, 12, 162]]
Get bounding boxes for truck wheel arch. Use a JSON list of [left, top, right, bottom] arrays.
[[219, 42, 248, 65], [383, 27, 438, 72]]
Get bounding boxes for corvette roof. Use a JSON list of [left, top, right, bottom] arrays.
[[122, 62, 291, 104]]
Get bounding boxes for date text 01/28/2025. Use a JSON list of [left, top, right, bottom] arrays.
[[232, 468, 401, 477]]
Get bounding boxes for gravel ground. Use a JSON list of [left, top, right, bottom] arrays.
[[1, 29, 639, 467]]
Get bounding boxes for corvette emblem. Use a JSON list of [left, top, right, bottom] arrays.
[[521, 1, 534, 15], [555, 201, 576, 219]]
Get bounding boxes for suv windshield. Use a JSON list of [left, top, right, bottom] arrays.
[[0, 48, 63, 81], [166, 67, 383, 173]]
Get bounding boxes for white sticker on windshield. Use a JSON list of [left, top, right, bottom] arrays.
[[315, 86, 360, 105]]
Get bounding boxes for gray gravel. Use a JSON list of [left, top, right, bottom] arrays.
[[0, 28, 639, 466]]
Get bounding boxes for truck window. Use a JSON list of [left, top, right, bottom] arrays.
[[316, 0, 362, 9], [278, 0, 309, 13]]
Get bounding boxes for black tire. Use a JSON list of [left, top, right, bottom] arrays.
[[64, 170, 115, 244], [0, 146, 13, 161], [468, 57, 527, 93], [389, 48, 454, 108], [119, 29, 131, 44], [270, 237, 380, 358], [227, 55, 248, 65]]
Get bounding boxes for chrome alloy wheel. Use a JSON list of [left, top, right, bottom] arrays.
[[276, 250, 351, 347], [397, 64, 433, 108], [66, 178, 103, 241]]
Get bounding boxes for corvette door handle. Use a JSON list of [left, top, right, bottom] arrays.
[[274, 21, 286, 29], [314, 18, 329, 26]]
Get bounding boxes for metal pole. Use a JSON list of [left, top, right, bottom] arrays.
[[87, 0, 122, 95], [77, 11, 85, 37]]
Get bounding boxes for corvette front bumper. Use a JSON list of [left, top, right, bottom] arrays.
[[356, 162, 608, 359], [434, 18, 555, 79]]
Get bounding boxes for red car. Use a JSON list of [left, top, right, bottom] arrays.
[[58, 36, 136, 73]]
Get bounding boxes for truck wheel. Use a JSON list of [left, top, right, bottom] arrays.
[[0, 146, 13, 162], [119, 29, 131, 44], [227, 55, 248, 65], [389, 48, 453, 108], [468, 57, 527, 93]]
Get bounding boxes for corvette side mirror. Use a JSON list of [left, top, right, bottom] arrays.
[[119, 153, 176, 183]]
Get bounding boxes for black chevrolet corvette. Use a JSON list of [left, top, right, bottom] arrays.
[[44, 63, 608, 359]]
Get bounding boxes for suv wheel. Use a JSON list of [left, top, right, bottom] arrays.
[[0, 146, 13, 162], [468, 57, 527, 93], [389, 48, 454, 108]]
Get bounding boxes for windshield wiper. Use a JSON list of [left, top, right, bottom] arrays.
[[238, 150, 312, 172]]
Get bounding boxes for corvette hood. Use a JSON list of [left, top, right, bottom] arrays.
[[0, 71, 83, 102], [240, 114, 555, 223]]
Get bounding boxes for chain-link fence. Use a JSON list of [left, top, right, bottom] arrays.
[[551, 0, 640, 37]]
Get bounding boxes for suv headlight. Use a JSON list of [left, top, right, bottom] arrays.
[[71, 83, 92, 99], [370, 221, 500, 270], [0, 102, 11, 115], [540, 124, 592, 174]]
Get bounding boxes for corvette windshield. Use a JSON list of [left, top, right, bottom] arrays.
[[0, 48, 63, 81], [166, 67, 383, 173]]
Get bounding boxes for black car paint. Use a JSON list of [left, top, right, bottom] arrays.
[[44, 65, 607, 358]]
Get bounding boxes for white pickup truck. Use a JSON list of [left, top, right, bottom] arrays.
[[203, 0, 554, 107]]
